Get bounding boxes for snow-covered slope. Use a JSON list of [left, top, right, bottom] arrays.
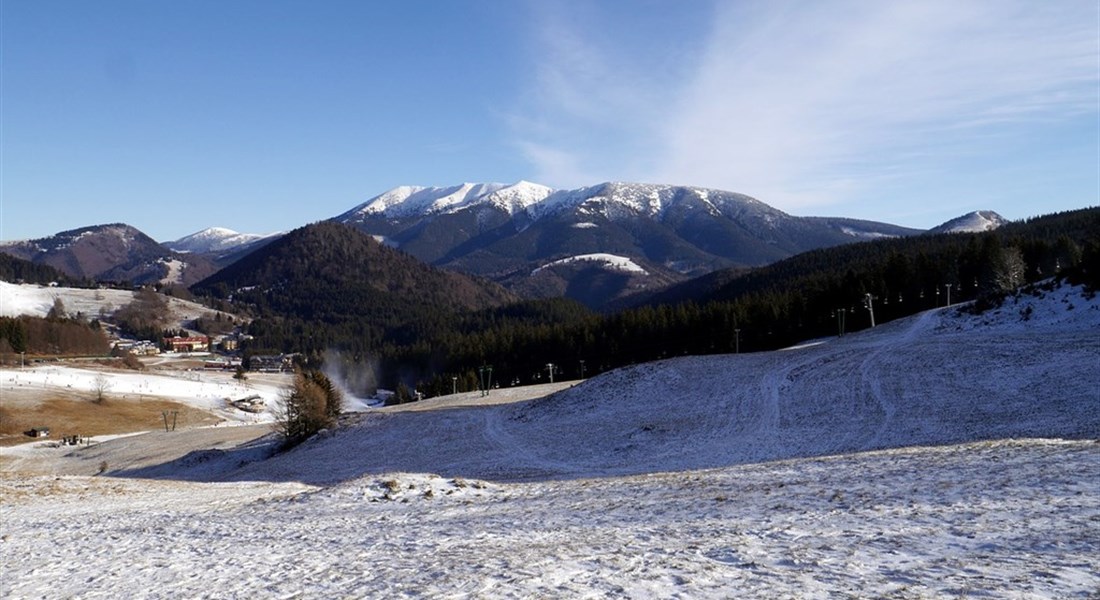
[[0, 281, 235, 330], [531, 253, 648, 276], [230, 282, 1099, 485], [929, 210, 1008, 234], [340, 182, 516, 219], [3, 439, 1097, 598], [3, 282, 1097, 598], [164, 227, 280, 254]]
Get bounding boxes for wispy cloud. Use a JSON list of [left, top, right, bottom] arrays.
[[507, 2, 704, 187], [512, 1, 1098, 215]]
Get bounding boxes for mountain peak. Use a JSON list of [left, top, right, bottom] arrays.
[[929, 211, 1008, 234], [166, 227, 277, 254]]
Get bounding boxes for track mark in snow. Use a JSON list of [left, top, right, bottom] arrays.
[[860, 309, 942, 449], [481, 407, 578, 480]]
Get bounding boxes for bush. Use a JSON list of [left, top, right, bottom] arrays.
[[121, 354, 145, 370]]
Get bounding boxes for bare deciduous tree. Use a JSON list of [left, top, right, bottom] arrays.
[[92, 372, 112, 404], [994, 247, 1026, 294]]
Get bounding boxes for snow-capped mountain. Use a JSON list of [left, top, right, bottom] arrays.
[[165, 227, 280, 254], [341, 181, 775, 223], [929, 210, 1008, 234], [335, 181, 923, 307], [163, 227, 284, 268]]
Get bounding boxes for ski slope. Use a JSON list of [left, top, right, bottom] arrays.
[[226, 283, 1099, 485], [2, 282, 1098, 598]]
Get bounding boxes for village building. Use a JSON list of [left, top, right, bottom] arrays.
[[163, 336, 211, 353]]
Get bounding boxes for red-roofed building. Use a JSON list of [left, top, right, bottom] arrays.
[[163, 336, 210, 353]]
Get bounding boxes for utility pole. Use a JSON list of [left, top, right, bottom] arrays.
[[579, 359, 586, 380], [20, 351, 25, 369], [452, 376, 457, 395], [833, 308, 846, 337], [546, 363, 556, 383], [864, 293, 876, 328], [944, 283, 953, 307], [734, 328, 741, 354]]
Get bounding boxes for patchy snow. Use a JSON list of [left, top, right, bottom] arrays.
[[531, 253, 648, 276], [571, 221, 598, 229], [839, 226, 895, 239], [2, 282, 1098, 598], [158, 258, 186, 285], [1, 365, 289, 422]]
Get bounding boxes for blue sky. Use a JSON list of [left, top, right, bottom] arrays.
[[2, 1, 1097, 242]]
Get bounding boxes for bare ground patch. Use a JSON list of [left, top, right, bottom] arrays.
[[0, 392, 221, 447]]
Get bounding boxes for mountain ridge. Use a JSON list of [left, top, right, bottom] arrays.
[[333, 180, 930, 307], [1, 183, 1012, 309]]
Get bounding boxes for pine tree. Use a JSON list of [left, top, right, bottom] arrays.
[[276, 369, 343, 447]]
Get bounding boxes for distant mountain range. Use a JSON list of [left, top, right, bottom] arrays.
[[332, 181, 926, 306], [0, 181, 1008, 308], [0, 223, 218, 286]]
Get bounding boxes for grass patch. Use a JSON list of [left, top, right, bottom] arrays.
[[0, 395, 221, 446]]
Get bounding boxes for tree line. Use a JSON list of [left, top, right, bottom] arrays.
[[0, 314, 110, 362], [226, 208, 1097, 401]]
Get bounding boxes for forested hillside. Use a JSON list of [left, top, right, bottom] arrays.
[[191, 221, 518, 357], [0, 254, 88, 287], [199, 208, 1099, 398]]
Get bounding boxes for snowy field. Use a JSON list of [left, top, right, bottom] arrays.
[[0, 280, 232, 327], [1, 363, 289, 423], [2, 282, 1099, 598], [3, 440, 1096, 598]]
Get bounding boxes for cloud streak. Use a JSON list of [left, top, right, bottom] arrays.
[[513, 1, 1098, 219], [507, 2, 705, 187]]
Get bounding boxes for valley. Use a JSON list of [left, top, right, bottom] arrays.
[[2, 283, 1097, 598], [6, 4, 1096, 596]]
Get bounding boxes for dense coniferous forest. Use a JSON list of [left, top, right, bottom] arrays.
[[0, 254, 88, 287], [190, 221, 518, 358], [194, 208, 1098, 398]]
